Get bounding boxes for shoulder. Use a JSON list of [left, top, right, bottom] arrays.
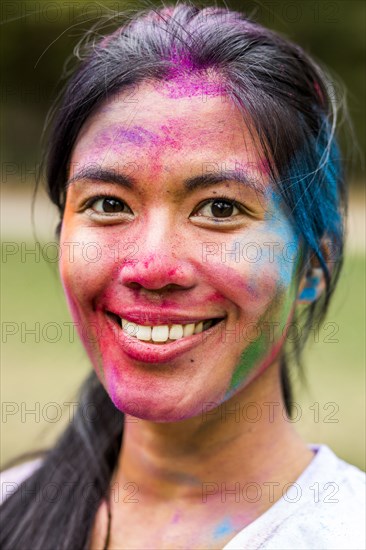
[[307, 444, 365, 508], [289, 445, 366, 549], [0, 457, 44, 506], [224, 445, 365, 550]]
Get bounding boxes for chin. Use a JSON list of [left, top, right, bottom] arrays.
[[103, 376, 218, 423], [111, 393, 196, 422]]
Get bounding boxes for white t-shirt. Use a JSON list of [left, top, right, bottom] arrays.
[[222, 445, 365, 550], [1, 445, 365, 549]]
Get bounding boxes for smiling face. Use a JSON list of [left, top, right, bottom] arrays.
[[59, 79, 302, 421]]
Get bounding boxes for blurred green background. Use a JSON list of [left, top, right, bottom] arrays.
[[1, 0, 365, 470]]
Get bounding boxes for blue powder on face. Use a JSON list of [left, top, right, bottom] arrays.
[[213, 517, 234, 538], [263, 189, 301, 288], [233, 187, 301, 291]]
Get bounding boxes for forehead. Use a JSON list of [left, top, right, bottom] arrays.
[[70, 80, 269, 182]]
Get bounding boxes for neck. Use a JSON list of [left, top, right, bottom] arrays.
[[111, 361, 312, 507]]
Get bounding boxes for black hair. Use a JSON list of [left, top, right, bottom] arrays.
[[0, 3, 347, 549]]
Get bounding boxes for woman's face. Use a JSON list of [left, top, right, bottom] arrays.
[[59, 80, 301, 421]]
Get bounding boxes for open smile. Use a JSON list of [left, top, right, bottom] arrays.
[[105, 312, 226, 363], [107, 312, 224, 344]]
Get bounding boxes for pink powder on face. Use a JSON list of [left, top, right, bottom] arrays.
[[171, 510, 182, 524], [201, 260, 264, 306], [141, 256, 180, 275], [159, 124, 182, 150], [157, 75, 225, 100], [62, 75, 300, 422]]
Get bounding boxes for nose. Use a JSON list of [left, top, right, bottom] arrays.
[[118, 213, 197, 293], [120, 255, 195, 292]]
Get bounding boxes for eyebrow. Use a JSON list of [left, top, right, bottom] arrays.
[[66, 167, 135, 190], [66, 166, 266, 195]]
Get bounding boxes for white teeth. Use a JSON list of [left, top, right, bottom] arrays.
[[122, 318, 129, 329], [136, 325, 152, 341], [169, 324, 184, 340], [183, 323, 195, 337], [151, 325, 169, 342], [120, 318, 218, 343], [122, 320, 138, 337], [194, 321, 203, 334]]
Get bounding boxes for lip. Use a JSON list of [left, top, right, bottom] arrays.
[[105, 313, 226, 363]]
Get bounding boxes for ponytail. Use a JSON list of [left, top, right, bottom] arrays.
[[0, 371, 123, 550]]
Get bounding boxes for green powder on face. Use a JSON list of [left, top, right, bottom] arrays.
[[229, 334, 266, 392], [226, 272, 300, 397]]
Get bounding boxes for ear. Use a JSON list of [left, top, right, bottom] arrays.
[[297, 267, 325, 304], [297, 237, 335, 304]]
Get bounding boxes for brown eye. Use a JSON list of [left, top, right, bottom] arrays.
[[211, 200, 235, 218], [101, 198, 125, 212], [91, 197, 132, 214], [195, 198, 240, 219]]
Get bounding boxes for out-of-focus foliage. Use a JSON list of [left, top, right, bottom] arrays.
[[1, 0, 365, 184]]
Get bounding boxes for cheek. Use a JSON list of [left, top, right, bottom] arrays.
[[227, 282, 296, 397], [198, 235, 291, 317], [206, 227, 300, 396], [230, 216, 301, 304], [58, 222, 119, 318]]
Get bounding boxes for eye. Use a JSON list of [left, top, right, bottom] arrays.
[[194, 198, 242, 219], [89, 196, 133, 215]]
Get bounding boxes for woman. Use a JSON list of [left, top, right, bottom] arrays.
[[1, 3, 364, 549]]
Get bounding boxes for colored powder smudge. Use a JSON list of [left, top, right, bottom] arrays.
[[231, 189, 301, 297], [228, 330, 266, 393], [114, 127, 150, 145], [156, 47, 226, 100], [94, 123, 182, 158], [213, 517, 234, 539], [224, 187, 304, 397], [262, 189, 301, 289], [227, 270, 299, 397], [160, 76, 225, 100], [171, 511, 181, 524], [94, 125, 156, 150]]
